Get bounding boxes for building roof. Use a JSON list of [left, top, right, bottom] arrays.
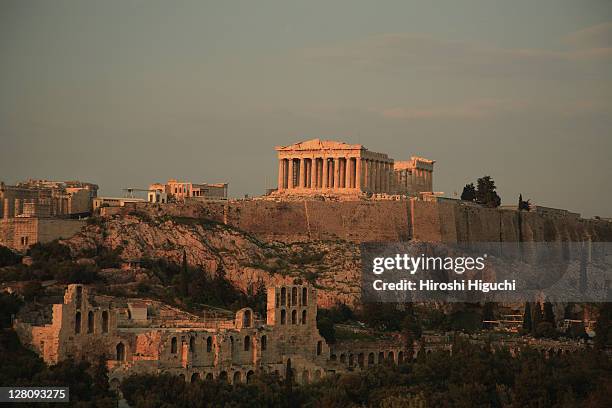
[[275, 138, 365, 152]]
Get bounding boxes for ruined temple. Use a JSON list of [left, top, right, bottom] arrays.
[[274, 139, 434, 196], [14, 284, 408, 387]]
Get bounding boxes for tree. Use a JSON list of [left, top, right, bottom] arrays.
[[461, 183, 476, 201], [482, 302, 495, 329], [531, 302, 543, 334], [180, 250, 189, 297], [475, 176, 501, 208], [543, 300, 555, 328], [0, 245, 20, 267], [518, 194, 531, 211], [594, 303, 612, 350], [317, 317, 336, 344], [522, 302, 532, 332]]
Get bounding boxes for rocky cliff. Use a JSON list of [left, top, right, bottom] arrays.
[[63, 214, 362, 307]]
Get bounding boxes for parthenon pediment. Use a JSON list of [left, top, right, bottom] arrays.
[[275, 138, 364, 152]]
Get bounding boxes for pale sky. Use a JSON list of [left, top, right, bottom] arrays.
[[1, 0, 611, 216]]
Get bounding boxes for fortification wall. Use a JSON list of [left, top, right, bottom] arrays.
[[226, 200, 411, 243], [411, 200, 612, 243], [129, 199, 612, 245]]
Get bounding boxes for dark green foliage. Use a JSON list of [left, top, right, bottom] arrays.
[[316, 317, 336, 343], [475, 176, 502, 208], [532, 302, 543, 334], [595, 303, 612, 350], [0, 329, 117, 406], [0, 245, 21, 267], [119, 341, 612, 408], [27, 241, 72, 264], [518, 194, 531, 211], [0, 292, 23, 328], [180, 250, 189, 297], [482, 302, 495, 329], [543, 300, 555, 328], [359, 302, 405, 331], [523, 302, 532, 332], [461, 177, 501, 207], [460, 183, 476, 201]]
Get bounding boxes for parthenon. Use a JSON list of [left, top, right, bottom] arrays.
[[275, 139, 434, 196]]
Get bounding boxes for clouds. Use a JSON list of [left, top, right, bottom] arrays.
[[303, 24, 612, 80], [377, 99, 526, 120], [375, 97, 611, 121], [564, 22, 612, 48]]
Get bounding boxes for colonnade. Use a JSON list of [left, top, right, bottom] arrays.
[[277, 156, 393, 193]]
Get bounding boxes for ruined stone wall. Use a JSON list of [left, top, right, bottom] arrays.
[[411, 200, 612, 243], [0, 218, 85, 251]]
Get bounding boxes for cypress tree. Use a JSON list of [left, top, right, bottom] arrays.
[[543, 299, 556, 328], [523, 302, 532, 332]]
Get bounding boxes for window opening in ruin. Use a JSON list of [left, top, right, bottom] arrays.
[[102, 311, 109, 333], [87, 311, 94, 333], [75, 312, 81, 334]]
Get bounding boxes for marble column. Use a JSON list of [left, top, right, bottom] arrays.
[[368, 160, 373, 191], [278, 159, 284, 190], [287, 159, 294, 189], [356, 158, 362, 190], [333, 158, 340, 189], [322, 158, 328, 188], [299, 158, 306, 188], [349, 158, 354, 188], [376, 161, 382, 193]]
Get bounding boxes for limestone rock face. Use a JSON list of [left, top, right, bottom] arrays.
[[63, 215, 361, 307]]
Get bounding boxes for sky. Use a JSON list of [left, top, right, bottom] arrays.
[[1, 0, 611, 217]]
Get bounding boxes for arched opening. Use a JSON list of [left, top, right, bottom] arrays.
[[388, 351, 394, 363], [349, 354, 354, 366], [244, 336, 251, 351], [316, 341, 322, 356], [302, 310, 307, 324], [358, 353, 364, 368], [243, 310, 252, 328], [189, 337, 195, 352], [261, 335, 267, 351], [219, 371, 228, 382], [102, 311, 109, 333], [291, 310, 297, 324], [378, 351, 384, 363], [206, 336, 212, 352], [233, 371, 241, 384], [302, 287, 307, 306], [76, 286, 82, 308], [368, 353, 375, 365], [116, 342, 125, 361], [398, 351, 404, 364], [191, 373, 200, 383], [291, 287, 297, 306], [330, 354, 337, 361], [75, 312, 81, 334], [171, 337, 178, 354], [281, 309, 286, 325], [281, 287, 286, 306], [205, 373, 213, 381], [87, 311, 94, 333], [246, 370, 255, 383]]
